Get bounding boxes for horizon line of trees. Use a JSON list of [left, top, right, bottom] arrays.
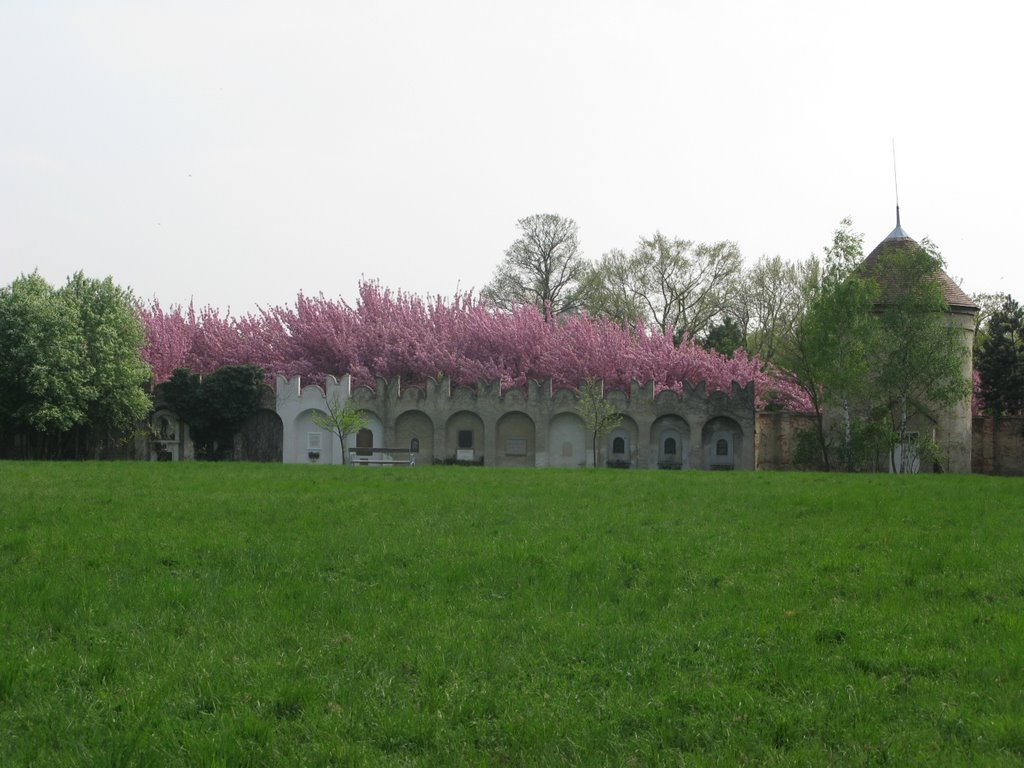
[[479, 213, 1021, 417], [3, 213, 1021, 463], [480, 212, 820, 369]]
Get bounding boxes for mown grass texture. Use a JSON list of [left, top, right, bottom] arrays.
[[1, 462, 1023, 766]]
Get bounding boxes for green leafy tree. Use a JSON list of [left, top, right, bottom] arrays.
[[0, 271, 151, 458], [60, 273, 152, 447], [701, 316, 746, 358], [785, 221, 971, 473], [585, 233, 742, 338], [971, 291, 1012, 353], [975, 296, 1023, 416], [580, 248, 647, 329], [868, 240, 972, 472], [576, 377, 622, 467], [782, 219, 880, 471], [730, 254, 820, 365], [0, 273, 91, 451], [162, 365, 265, 460], [312, 396, 370, 464]]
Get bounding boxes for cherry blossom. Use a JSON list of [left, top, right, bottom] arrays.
[[139, 281, 812, 410]]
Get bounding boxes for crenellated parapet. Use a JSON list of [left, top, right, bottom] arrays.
[[275, 374, 352, 407], [322, 374, 753, 413]]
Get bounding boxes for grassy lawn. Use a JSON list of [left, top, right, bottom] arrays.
[[1, 462, 1023, 766]]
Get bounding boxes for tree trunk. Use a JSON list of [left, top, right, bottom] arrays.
[[841, 394, 852, 472], [812, 400, 831, 472]]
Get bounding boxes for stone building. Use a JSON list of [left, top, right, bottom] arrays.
[[859, 211, 977, 472], [137, 214, 1010, 473], [276, 374, 756, 470]]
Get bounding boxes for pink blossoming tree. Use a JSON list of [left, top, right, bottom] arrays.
[[139, 281, 811, 410]]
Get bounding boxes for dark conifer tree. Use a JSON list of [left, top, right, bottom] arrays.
[[978, 297, 1024, 416]]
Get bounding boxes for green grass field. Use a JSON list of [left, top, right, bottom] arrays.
[[1, 463, 1023, 766]]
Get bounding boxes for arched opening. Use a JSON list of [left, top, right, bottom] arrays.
[[356, 428, 373, 456], [395, 410, 434, 463], [293, 408, 332, 464], [703, 416, 743, 470], [548, 412, 587, 467], [446, 411, 485, 463], [606, 417, 638, 468], [496, 411, 536, 467], [651, 415, 690, 469], [150, 409, 182, 461]]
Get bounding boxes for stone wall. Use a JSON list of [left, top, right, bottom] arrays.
[[755, 411, 818, 471], [80, 376, 1022, 474], [757, 412, 1024, 475], [972, 416, 1024, 476], [277, 374, 757, 470]]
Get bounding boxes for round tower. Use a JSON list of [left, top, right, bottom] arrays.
[[863, 210, 977, 472]]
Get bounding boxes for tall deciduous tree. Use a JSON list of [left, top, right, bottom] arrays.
[[668, 239, 744, 339], [61, 273, 152, 445], [974, 296, 1023, 416], [0, 271, 151, 458], [0, 273, 91, 442], [971, 291, 1012, 353], [781, 219, 879, 470], [731, 254, 820, 366], [584, 233, 743, 339], [869, 241, 972, 472], [482, 214, 589, 317], [580, 248, 646, 328]]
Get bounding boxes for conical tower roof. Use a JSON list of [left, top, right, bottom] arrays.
[[862, 208, 977, 314]]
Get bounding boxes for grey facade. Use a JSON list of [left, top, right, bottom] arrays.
[[276, 374, 756, 470]]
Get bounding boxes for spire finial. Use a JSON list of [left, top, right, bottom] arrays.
[[892, 138, 901, 228]]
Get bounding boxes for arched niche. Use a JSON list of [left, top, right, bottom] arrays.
[[606, 415, 638, 468], [548, 412, 587, 468], [150, 409, 184, 461], [293, 408, 332, 464], [702, 416, 744, 470], [348, 411, 384, 463], [496, 411, 536, 467], [445, 410, 485, 463], [650, 415, 691, 469], [395, 410, 434, 463]]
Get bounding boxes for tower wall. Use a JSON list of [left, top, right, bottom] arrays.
[[934, 309, 976, 473]]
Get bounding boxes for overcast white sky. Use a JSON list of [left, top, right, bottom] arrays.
[[2, 1, 1022, 315]]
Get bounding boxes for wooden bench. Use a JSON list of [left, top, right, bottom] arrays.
[[349, 447, 417, 467]]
